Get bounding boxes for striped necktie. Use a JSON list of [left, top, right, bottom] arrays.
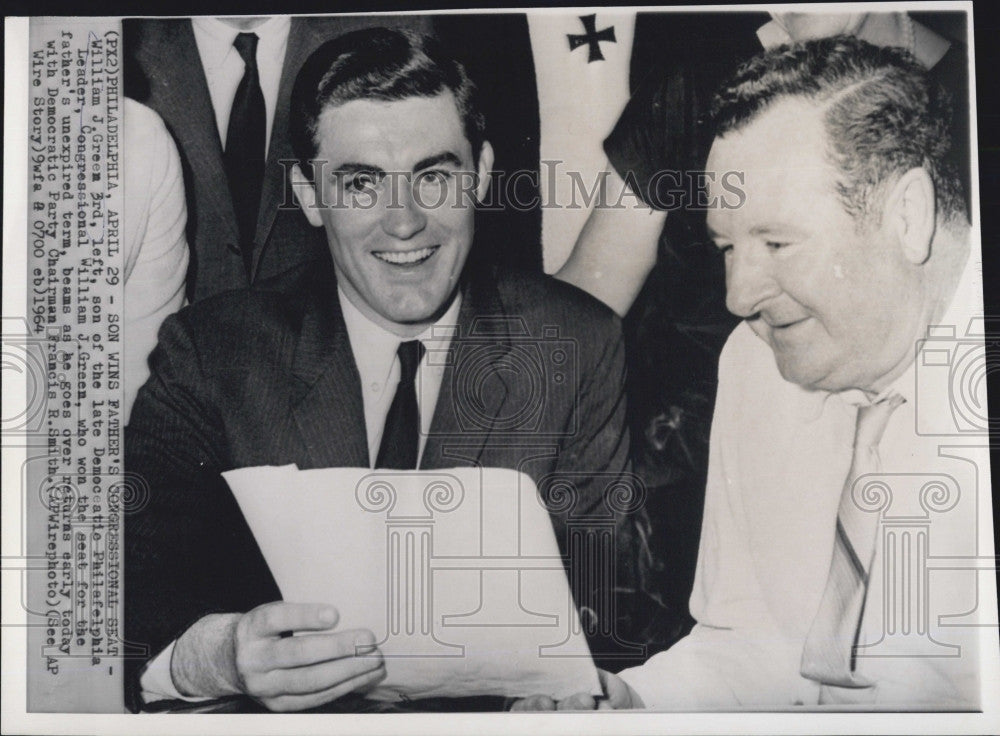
[[800, 391, 905, 688]]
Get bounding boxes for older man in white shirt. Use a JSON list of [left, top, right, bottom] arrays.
[[516, 35, 995, 711]]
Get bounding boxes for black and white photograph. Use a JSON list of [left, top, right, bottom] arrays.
[[2, 4, 998, 734]]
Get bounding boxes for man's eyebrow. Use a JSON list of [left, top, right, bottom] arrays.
[[706, 223, 810, 241], [330, 162, 385, 176], [413, 152, 463, 171], [748, 224, 809, 239]]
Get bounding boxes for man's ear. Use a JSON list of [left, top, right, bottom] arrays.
[[474, 141, 495, 204], [290, 164, 324, 228], [885, 167, 936, 264]]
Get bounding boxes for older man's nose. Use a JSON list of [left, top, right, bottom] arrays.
[[725, 246, 780, 318], [381, 182, 428, 240]]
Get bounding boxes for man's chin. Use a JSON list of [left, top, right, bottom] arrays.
[[377, 291, 460, 332], [773, 353, 833, 393]]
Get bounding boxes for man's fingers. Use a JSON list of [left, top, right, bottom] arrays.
[[557, 692, 597, 710], [261, 662, 387, 712], [245, 602, 339, 637], [597, 669, 636, 709], [509, 694, 556, 711], [272, 647, 384, 696], [269, 628, 376, 669]]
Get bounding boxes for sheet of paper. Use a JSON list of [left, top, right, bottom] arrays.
[[223, 465, 601, 702]]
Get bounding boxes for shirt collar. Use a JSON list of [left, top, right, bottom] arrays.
[[191, 16, 291, 75], [338, 287, 463, 385], [797, 371, 913, 425], [833, 363, 915, 409]]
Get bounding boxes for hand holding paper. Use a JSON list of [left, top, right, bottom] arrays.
[[169, 602, 386, 711], [223, 465, 602, 704]]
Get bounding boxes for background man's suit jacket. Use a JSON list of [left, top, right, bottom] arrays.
[[123, 16, 431, 302], [123, 257, 635, 711]]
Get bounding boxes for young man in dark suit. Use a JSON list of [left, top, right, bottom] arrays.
[[125, 28, 637, 713]]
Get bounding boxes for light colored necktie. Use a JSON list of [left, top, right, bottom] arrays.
[[800, 392, 905, 688]]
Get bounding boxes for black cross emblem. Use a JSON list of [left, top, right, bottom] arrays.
[[567, 14, 616, 63]]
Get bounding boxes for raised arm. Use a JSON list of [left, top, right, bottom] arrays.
[[555, 163, 665, 317]]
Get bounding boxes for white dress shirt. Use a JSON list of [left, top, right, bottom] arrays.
[[139, 288, 462, 704], [191, 16, 291, 156], [620, 249, 994, 709], [339, 289, 461, 465]]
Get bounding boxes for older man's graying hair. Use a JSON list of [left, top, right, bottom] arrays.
[[708, 36, 967, 227]]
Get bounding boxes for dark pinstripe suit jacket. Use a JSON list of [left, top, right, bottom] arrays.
[[124, 16, 431, 302], [123, 259, 632, 710]]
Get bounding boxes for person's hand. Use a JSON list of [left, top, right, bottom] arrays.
[[171, 602, 386, 711], [509, 669, 642, 711], [231, 602, 386, 711]]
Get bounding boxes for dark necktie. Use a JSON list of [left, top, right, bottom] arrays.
[[375, 341, 426, 470], [224, 32, 266, 279]]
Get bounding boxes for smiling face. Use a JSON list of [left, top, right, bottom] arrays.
[[706, 98, 926, 393], [295, 92, 492, 337]]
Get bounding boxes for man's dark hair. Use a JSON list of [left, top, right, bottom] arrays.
[[708, 36, 966, 225], [290, 27, 485, 180]]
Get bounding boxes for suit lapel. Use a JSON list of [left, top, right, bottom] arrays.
[[251, 18, 328, 278], [289, 278, 369, 468], [289, 262, 515, 471], [422, 268, 514, 470], [146, 20, 240, 246]]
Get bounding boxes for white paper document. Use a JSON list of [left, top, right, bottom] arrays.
[[222, 465, 602, 702]]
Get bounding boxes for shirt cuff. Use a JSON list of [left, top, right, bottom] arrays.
[[139, 640, 213, 704]]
